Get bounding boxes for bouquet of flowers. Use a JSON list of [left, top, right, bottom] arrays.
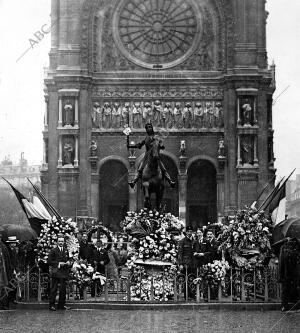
[[218, 207, 272, 269], [36, 216, 79, 263], [71, 259, 95, 286], [194, 259, 230, 288]]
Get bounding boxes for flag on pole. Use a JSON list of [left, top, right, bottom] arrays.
[[269, 182, 286, 225], [2, 178, 50, 236], [27, 178, 62, 222]]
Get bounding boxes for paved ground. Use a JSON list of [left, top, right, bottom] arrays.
[[0, 308, 300, 333]]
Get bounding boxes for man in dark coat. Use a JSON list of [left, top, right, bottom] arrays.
[[202, 229, 220, 264], [79, 232, 95, 264], [178, 226, 195, 299], [47, 235, 72, 311], [6, 236, 20, 305], [278, 237, 300, 311], [193, 228, 207, 271], [79, 232, 95, 299], [91, 239, 110, 297]]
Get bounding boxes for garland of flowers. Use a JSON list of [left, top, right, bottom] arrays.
[[193, 259, 230, 289], [217, 208, 272, 270], [122, 209, 183, 301], [36, 217, 79, 263]]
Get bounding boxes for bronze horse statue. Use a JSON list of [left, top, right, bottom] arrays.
[[141, 138, 165, 210]]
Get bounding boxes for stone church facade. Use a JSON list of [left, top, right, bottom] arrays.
[[42, 0, 276, 231]]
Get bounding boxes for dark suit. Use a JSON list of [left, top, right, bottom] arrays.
[[91, 247, 110, 297], [192, 239, 207, 269], [202, 239, 220, 264], [47, 246, 70, 308]]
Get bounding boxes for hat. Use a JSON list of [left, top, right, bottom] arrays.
[[186, 226, 193, 232], [6, 236, 19, 243]]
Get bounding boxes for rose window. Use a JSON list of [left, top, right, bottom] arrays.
[[113, 0, 201, 69]]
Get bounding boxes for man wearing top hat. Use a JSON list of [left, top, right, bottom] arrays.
[[128, 122, 175, 189], [6, 235, 20, 306], [47, 235, 72, 311]]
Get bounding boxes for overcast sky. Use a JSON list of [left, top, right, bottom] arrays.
[[0, 0, 299, 179]]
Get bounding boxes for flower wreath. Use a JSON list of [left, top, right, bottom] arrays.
[[87, 224, 114, 247]]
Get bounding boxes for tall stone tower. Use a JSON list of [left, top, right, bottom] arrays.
[[42, 0, 276, 231]]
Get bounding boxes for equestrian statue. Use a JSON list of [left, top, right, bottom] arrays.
[[127, 123, 175, 210]]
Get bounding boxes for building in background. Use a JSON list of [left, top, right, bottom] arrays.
[[0, 153, 41, 225], [286, 176, 300, 218], [42, 0, 276, 231]]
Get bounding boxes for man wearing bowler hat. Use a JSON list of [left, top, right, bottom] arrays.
[[48, 235, 72, 311], [6, 235, 20, 306]]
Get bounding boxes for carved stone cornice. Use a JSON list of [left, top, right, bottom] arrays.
[[92, 86, 223, 99]]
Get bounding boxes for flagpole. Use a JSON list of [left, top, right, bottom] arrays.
[[27, 178, 61, 219]]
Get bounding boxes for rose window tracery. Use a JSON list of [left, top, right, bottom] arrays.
[[113, 0, 201, 69]]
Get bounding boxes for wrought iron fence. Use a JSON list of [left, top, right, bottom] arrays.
[[15, 265, 280, 303]]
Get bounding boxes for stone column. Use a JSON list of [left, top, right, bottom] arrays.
[[58, 136, 62, 167], [75, 98, 79, 127], [74, 136, 79, 167], [254, 136, 258, 166], [237, 135, 241, 166], [237, 97, 241, 125], [58, 98, 63, 127], [43, 139, 48, 169], [178, 174, 187, 227]]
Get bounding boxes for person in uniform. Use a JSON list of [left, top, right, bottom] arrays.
[[128, 123, 175, 189]]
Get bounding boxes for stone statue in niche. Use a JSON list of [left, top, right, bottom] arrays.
[[90, 140, 98, 157], [132, 102, 142, 128], [92, 102, 101, 128], [241, 136, 253, 165], [142, 102, 152, 125], [173, 102, 183, 129], [162, 102, 174, 129], [214, 102, 224, 128], [194, 102, 204, 128], [112, 102, 122, 128], [207, 102, 214, 128], [102, 102, 112, 129], [63, 140, 74, 166], [241, 97, 253, 126], [63, 100, 74, 126], [179, 140, 186, 157], [218, 138, 226, 158], [203, 102, 211, 128], [152, 100, 162, 127], [182, 102, 193, 128], [122, 102, 130, 127]]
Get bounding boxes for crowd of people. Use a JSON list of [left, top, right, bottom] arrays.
[[1, 223, 300, 311]]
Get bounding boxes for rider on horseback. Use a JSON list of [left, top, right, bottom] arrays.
[[128, 123, 176, 189]]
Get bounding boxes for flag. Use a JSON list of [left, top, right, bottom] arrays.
[[2, 178, 50, 236], [269, 183, 286, 225], [259, 179, 283, 211], [27, 178, 62, 221]]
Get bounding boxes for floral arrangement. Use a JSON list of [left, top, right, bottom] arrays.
[[71, 259, 95, 286], [122, 209, 183, 301], [36, 216, 79, 263], [217, 207, 272, 269], [121, 209, 184, 238], [71, 259, 106, 287], [130, 266, 176, 301], [193, 259, 230, 288]]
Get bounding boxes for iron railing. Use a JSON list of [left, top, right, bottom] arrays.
[[14, 265, 281, 303]]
